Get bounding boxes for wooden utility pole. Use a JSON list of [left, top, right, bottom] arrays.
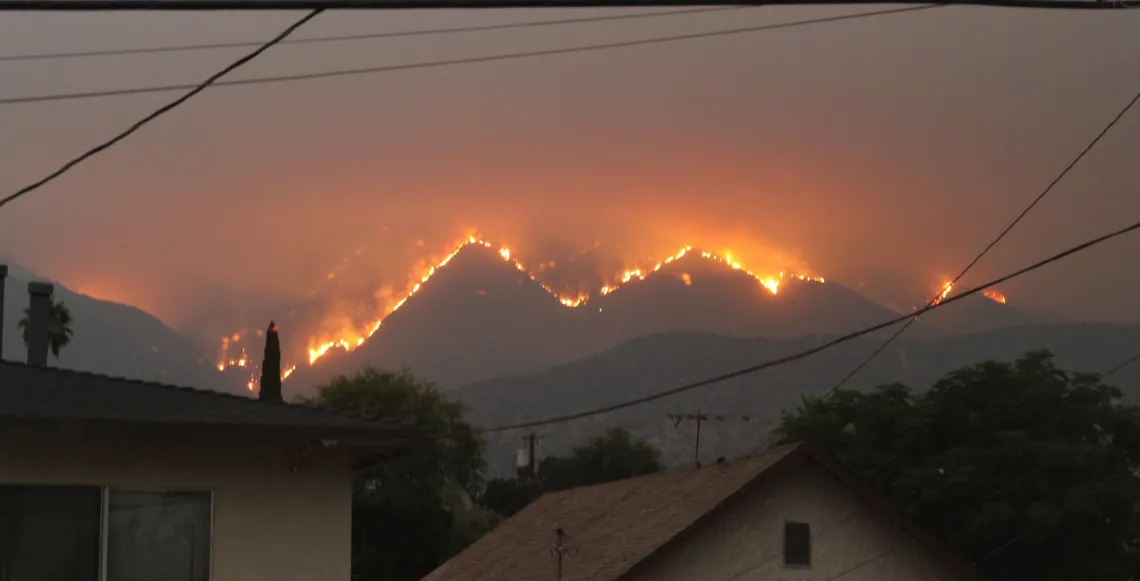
[[669, 409, 708, 467], [670, 411, 767, 467], [522, 432, 538, 482], [516, 432, 541, 500]]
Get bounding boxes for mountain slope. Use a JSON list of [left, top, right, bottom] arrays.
[[285, 246, 917, 395], [286, 245, 592, 395], [454, 323, 1140, 473], [2, 266, 228, 391]]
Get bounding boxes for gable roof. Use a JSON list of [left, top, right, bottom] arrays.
[[423, 442, 981, 581], [0, 361, 424, 447]]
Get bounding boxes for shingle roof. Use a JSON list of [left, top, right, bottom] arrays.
[[0, 361, 423, 445], [423, 443, 981, 581]]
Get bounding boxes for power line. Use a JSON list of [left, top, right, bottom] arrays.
[[1102, 351, 1140, 379], [0, 10, 323, 212], [0, 0, 1135, 11], [479, 216, 1140, 433], [825, 79, 1140, 394], [0, 7, 737, 63], [0, 4, 942, 106]]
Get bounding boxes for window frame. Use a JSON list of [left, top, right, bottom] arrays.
[[782, 520, 812, 568], [0, 484, 214, 581]]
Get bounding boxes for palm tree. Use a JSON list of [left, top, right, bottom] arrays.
[[18, 298, 74, 359]]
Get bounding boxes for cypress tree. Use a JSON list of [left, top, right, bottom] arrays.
[[259, 321, 283, 402]]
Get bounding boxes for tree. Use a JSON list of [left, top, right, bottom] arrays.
[[18, 297, 73, 359], [258, 321, 282, 401], [480, 428, 666, 517], [307, 368, 496, 581], [539, 427, 666, 492], [770, 350, 1140, 581]]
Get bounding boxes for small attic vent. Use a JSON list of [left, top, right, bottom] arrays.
[[783, 521, 811, 567]]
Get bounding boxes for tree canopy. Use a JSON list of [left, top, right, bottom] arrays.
[[18, 297, 73, 359], [308, 368, 497, 581], [771, 350, 1140, 581], [538, 427, 666, 492], [480, 427, 665, 518]]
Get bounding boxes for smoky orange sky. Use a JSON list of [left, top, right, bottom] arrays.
[[0, 5, 1138, 329]]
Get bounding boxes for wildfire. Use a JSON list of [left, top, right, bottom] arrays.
[[215, 235, 827, 380], [932, 282, 954, 306], [927, 281, 1008, 308], [983, 289, 1007, 304]]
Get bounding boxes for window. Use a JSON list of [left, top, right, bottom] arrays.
[[0, 486, 211, 581], [783, 521, 811, 567]]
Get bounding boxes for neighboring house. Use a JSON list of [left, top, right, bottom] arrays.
[[424, 443, 983, 581], [0, 278, 424, 581]]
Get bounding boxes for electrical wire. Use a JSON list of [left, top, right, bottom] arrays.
[[1102, 351, 1140, 379], [0, 6, 738, 63], [0, 0, 1136, 11], [824, 80, 1140, 394], [478, 216, 1140, 433], [0, 9, 324, 212], [0, 4, 943, 106]]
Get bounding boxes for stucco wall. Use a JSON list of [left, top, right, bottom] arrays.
[[623, 459, 960, 581], [0, 425, 353, 581]]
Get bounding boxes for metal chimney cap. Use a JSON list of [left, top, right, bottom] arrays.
[[28, 281, 53, 296]]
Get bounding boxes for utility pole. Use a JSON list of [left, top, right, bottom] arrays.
[[668, 409, 708, 467], [670, 411, 767, 467], [516, 432, 540, 499]]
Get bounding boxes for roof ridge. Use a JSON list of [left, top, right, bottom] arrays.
[[0, 360, 405, 427], [535, 443, 800, 502]]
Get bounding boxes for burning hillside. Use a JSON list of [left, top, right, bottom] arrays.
[[216, 235, 828, 391], [215, 235, 1014, 394]]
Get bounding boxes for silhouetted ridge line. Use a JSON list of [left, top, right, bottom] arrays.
[[472, 217, 1140, 433]]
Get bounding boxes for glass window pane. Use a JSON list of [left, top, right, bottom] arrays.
[[106, 490, 211, 581], [0, 485, 102, 581]]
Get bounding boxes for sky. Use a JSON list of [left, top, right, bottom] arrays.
[[0, 3, 1138, 331]]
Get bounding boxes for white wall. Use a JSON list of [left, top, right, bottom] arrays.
[[0, 425, 353, 581], [624, 459, 961, 581]]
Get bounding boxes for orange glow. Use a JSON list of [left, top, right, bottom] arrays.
[[932, 281, 953, 306], [983, 289, 1007, 304], [215, 235, 827, 381], [681, 273, 692, 286]]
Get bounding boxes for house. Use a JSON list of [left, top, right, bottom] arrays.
[[0, 276, 425, 581], [423, 443, 983, 581]]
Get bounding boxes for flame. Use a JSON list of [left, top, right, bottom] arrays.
[[932, 282, 953, 306], [681, 273, 692, 286], [216, 235, 827, 380], [983, 289, 1007, 304]]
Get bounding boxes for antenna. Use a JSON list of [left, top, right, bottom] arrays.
[[549, 527, 579, 581]]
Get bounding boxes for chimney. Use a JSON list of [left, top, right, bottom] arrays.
[[26, 282, 53, 367], [0, 264, 7, 360], [259, 320, 283, 402]]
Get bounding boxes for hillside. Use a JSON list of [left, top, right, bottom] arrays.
[[286, 245, 591, 396], [453, 323, 1140, 474], [285, 246, 930, 395], [1, 265, 227, 391]]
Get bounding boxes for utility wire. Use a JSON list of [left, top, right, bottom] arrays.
[[825, 80, 1140, 394], [0, 10, 324, 212], [0, 0, 1135, 11], [0, 6, 738, 63], [479, 216, 1140, 433], [0, 4, 943, 106], [1102, 351, 1140, 379]]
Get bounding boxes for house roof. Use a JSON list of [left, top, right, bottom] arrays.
[[0, 361, 425, 447], [423, 442, 982, 581]]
